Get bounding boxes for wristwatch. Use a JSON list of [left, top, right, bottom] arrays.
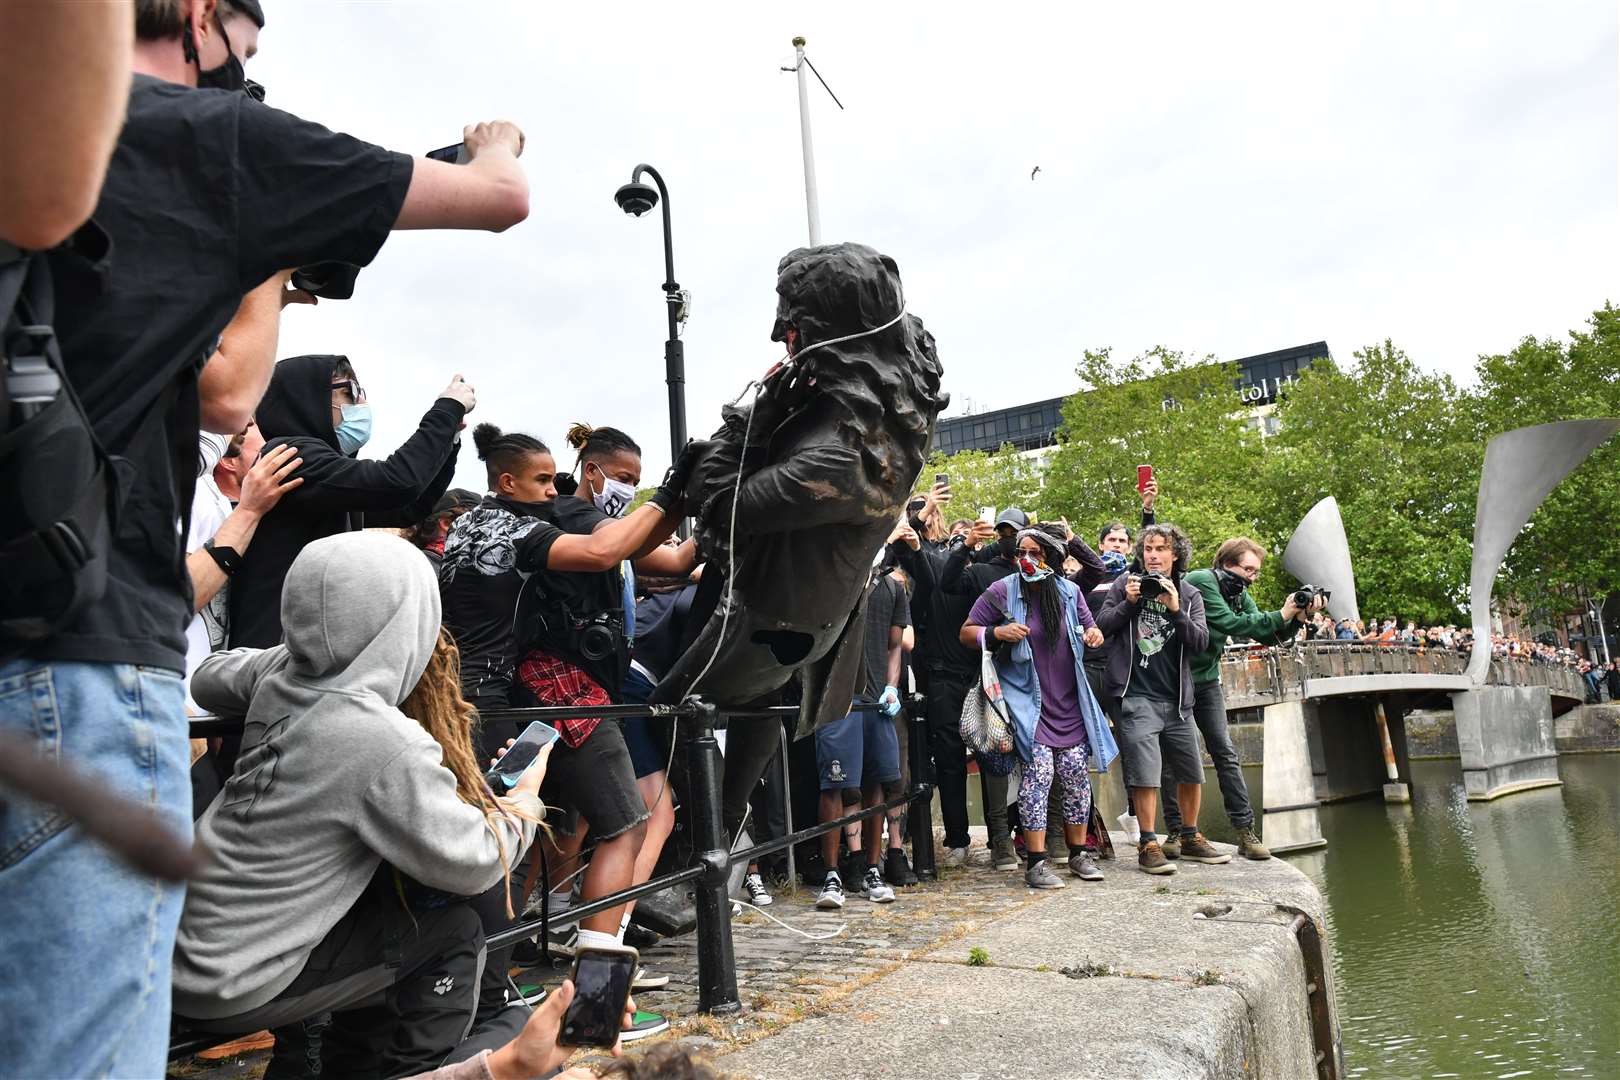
[[203, 538, 243, 576]]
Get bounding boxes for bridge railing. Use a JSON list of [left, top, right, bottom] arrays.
[[1218, 641, 1585, 709]]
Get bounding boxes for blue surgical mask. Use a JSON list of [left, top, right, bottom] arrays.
[[335, 402, 373, 455]]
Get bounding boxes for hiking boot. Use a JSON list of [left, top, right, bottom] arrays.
[[1068, 852, 1104, 881], [941, 845, 970, 869], [991, 837, 1019, 871], [620, 1010, 670, 1043], [1137, 840, 1177, 875], [862, 866, 896, 903], [1179, 832, 1232, 864], [1236, 828, 1272, 860], [744, 872, 774, 907], [1024, 859, 1066, 889], [886, 848, 919, 887], [816, 872, 845, 910], [1159, 832, 1182, 859]]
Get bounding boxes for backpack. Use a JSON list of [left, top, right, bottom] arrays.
[[0, 240, 118, 653]]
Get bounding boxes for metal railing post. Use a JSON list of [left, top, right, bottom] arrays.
[[905, 692, 936, 881], [688, 700, 741, 1014], [778, 721, 797, 896]]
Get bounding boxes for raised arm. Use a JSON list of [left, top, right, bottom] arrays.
[[0, 2, 131, 249], [394, 122, 529, 233]]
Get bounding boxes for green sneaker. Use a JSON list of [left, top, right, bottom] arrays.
[[620, 1009, 670, 1043]]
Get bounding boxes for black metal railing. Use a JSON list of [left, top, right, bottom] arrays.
[[171, 694, 935, 1057]]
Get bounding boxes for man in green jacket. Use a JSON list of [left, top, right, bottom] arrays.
[[1161, 537, 1323, 860]]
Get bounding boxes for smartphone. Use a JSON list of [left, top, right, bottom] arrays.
[[935, 472, 949, 488], [1137, 464, 1154, 493], [560, 945, 639, 1047], [978, 506, 995, 525], [484, 720, 559, 790], [426, 141, 469, 165]]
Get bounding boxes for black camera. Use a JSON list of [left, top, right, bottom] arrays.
[[290, 260, 361, 300], [1292, 584, 1332, 608], [1137, 573, 1172, 600], [573, 612, 624, 662]]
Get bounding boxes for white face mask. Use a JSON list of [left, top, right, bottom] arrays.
[[588, 464, 636, 518]]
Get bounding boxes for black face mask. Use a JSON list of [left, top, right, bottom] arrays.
[[997, 535, 1017, 559], [187, 18, 262, 99], [1214, 567, 1250, 605]]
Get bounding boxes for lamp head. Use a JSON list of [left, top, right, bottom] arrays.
[[614, 181, 659, 218]]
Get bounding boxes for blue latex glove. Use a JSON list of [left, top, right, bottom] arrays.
[[879, 685, 902, 717]]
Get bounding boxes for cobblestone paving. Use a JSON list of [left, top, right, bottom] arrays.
[[168, 837, 1061, 1078]]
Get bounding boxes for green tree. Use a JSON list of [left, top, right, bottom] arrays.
[[1041, 346, 1262, 568], [1472, 304, 1620, 611], [913, 444, 1045, 524], [1258, 341, 1477, 624]]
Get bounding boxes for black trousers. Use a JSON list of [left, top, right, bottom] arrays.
[[925, 666, 975, 850], [190, 874, 491, 1080]]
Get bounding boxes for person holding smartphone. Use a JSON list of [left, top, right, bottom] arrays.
[[174, 532, 548, 1077]]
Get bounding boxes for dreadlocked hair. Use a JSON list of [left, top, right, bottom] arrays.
[[473, 423, 549, 492], [1019, 566, 1066, 641], [399, 628, 547, 917], [565, 422, 642, 470]]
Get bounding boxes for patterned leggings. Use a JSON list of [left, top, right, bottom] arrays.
[[1018, 742, 1092, 834]]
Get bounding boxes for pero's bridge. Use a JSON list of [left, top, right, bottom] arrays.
[[1215, 643, 1582, 853]]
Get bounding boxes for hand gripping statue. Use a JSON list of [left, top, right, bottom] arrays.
[[650, 242, 946, 841]]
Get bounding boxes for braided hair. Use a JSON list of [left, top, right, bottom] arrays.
[[565, 422, 642, 471], [472, 423, 549, 491]]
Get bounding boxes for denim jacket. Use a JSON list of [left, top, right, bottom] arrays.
[[988, 574, 1119, 773]]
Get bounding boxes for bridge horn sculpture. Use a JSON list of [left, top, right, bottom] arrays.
[[1454, 418, 1618, 800], [1281, 496, 1361, 627]]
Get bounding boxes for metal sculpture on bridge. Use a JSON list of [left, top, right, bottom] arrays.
[[1281, 496, 1361, 626], [1465, 419, 1619, 683]]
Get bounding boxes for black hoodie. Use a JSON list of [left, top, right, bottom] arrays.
[[228, 354, 462, 648]]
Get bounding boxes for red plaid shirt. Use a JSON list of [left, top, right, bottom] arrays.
[[515, 650, 609, 748]]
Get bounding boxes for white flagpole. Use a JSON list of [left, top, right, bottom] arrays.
[[792, 36, 822, 246]]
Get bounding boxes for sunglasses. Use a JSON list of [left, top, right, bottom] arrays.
[[330, 379, 366, 403]]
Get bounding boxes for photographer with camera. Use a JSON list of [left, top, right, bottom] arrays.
[[1164, 539, 1323, 861], [1096, 524, 1214, 875], [0, 1, 534, 1071]]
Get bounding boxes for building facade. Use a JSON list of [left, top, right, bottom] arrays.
[[934, 341, 1332, 456]]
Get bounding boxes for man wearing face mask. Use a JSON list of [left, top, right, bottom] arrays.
[[227, 356, 471, 649]]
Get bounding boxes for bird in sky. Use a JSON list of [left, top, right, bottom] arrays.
[[1030, 165, 1041, 180]]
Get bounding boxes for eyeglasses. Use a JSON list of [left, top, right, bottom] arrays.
[[331, 379, 366, 403]]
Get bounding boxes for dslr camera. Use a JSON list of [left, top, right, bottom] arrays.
[[570, 611, 626, 662], [1292, 584, 1332, 609], [1136, 572, 1173, 601]]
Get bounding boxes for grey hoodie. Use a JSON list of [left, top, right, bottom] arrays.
[[174, 532, 540, 1020]]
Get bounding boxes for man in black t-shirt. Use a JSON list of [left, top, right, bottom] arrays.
[[1097, 525, 1212, 879], [0, 2, 532, 1073]]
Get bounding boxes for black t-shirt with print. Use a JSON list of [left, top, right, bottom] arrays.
[[33, 75, 412, 673], [522, 496, 628, 695], [439, 495, 562, 707], [1130, 598, 1180, 702]]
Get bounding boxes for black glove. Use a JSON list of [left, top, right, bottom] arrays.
[[649, 440, 700, 515], [554, 474, 578, 497]]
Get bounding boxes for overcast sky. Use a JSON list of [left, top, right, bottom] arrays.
[[254, 1, 1618, 486]]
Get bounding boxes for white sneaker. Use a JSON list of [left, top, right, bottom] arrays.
[[631, 966, 668, 991], [744, 872, 774, 907], [862, 866, 895, 903], [941, 846, 969, 869], [1117, 812, 1141, 846], [817, 872, 846, 910]]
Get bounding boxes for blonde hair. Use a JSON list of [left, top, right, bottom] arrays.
[[400, 628, 545, 916]]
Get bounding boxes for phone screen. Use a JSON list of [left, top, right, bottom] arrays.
[[426, 142, 468, 165], [561, 948, 637, 1047], [484, 721, 559, 789]]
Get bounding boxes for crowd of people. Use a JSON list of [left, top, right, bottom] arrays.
[[4, 5, 1612, 1080], [1289, 611, 1603, 674]]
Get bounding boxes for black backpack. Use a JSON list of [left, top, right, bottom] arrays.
[[0, 240, 118, 652]]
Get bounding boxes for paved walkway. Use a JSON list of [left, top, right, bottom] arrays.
[[170, 831, 1332, 1079]]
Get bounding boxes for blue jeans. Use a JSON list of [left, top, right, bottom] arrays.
[[0, 660, 191, 1078]]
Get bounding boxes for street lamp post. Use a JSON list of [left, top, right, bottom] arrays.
[[613, 164, 688, 484]]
